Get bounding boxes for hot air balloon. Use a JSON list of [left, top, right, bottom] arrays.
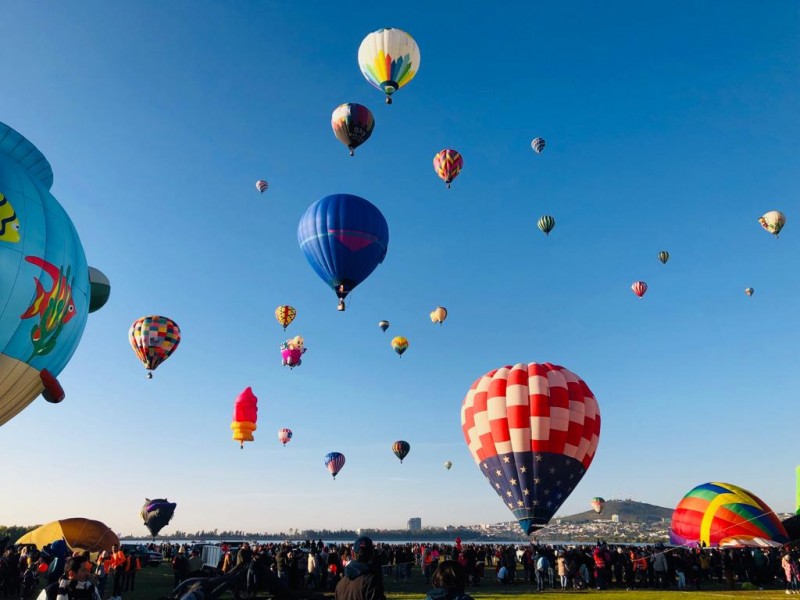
[[657, 251, 670, 265], [591, 497, 606, 514], [88, 267, 110, 313], [231, 387, 258, 449], [0, 121, 97, 426], [758, 211, 786, 238], [256, 180, 268, 194], [129, 316, 181, 378], [537, 216, 555, 236], [331, 104, 375, 156], [531, 138, 546, 154], [745, 287, 754, 297], [280, 335, 306, 368], [378, 320, 390, 332], [461, 362, 601, 534], [358, 28, 420, 104], [430, 306, 447, 325], [297, 194, 389, 311], [325, 451, 346, 479], [433, 149, 463, 188], [669, 482, 789, 547], [141, 498, 177, 538], [391, 336, 408, 356], [631, 281, 647, 298], [444, 461, 453, 470], [275, 305, 296, 330], [392, 440, 410, 463], [278, 428, 293, 446]]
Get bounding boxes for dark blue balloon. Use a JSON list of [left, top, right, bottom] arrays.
[[297, 194, 389, 310]]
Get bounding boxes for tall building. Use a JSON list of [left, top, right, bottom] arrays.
[[611, 514, 620, 523], [407, 517, 422, 531]]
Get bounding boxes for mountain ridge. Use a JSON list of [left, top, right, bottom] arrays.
[[555, 498, 673, 523]]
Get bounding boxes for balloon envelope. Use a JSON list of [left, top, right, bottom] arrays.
[[358, 28, 420, 103], [537, 215, 555, 236], [392, 440, 410, 462], [433, 149, 463, 187], [129, 316, 181, 377], [444, 460, 453, 470], [591, 497, 606, 514], [669, 482, 789, 547], [275, 306, 296, 330], [745, 288, 754, 297], [16, 518, 119, 553], [297, 194, 389, 310], [461, 362, 600, 534], [256, 180, 268, 193], [391, 336, 408, 356], [88, 267, 110, 313], [278, 428, 293, 445], [378, 320, 389, 332], [531, 138, 546, 154], [325, 451, 345, 478], [331, 103, 375, 156], [231, 387, 258, 448], [0, 121, 91, 426], [758, 210, 785, 237], [430, 306, 447, 325], [631, 281, 647, 298], [141, 498, 177, 537], [657, 251, 670, 265]]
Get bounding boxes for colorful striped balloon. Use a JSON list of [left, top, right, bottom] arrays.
[[461, 362, 601, 534], [669, 482, 789, 547], [358, 28, 420, 104], [391, 336, 408, 356], [631, 281, 648, 298], [433, 149, 463, 188], [392, 440, 410, 463]]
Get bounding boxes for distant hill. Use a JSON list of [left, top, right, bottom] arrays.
[[556, 499, 672, 523]]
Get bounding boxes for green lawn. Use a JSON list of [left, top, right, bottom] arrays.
[[101, 562, 793, 600]]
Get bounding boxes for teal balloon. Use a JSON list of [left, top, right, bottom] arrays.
[[0, 121, 90, 426], [657, 251, 670, 264]]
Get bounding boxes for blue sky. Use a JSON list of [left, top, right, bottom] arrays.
[[1, 1, 799, 537]]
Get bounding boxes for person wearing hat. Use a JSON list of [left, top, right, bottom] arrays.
[[171, 547, 189, 587], [334, 537, 385, 600]]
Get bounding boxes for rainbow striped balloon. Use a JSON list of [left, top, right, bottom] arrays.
[[669, 481, 789, 547]]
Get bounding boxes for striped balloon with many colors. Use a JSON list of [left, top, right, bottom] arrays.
[[392, 440, 410, 463], [433, 149, 463, 188], [669, 481, 789, 547], [461, 362, 601, 534], [358, 28, 420, 104]]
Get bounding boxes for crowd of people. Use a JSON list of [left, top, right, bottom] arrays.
[[4, 536, 800, 598]]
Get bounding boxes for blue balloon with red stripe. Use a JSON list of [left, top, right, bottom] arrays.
[[297, 194, 389, 311]]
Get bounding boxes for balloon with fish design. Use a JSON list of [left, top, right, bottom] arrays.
[[0, 121, 99, 426]]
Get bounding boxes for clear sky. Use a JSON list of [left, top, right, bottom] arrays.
[[0, 1, 799, 538]]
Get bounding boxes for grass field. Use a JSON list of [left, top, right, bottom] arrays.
[[91, 562, 795, 600]]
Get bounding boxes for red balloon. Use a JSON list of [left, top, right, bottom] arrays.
[[631, 281, 648, 298]]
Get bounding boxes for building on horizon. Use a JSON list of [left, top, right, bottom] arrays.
[[611, 514, 620, 523], [407, 518, 421, 531]]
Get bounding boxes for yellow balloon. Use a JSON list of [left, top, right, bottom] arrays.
[[391, 336, 409, 356]]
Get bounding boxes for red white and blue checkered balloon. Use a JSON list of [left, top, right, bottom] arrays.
[[461, 362, 601, 534]]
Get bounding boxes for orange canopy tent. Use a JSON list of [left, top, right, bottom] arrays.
[[16, 518, 119, 553]]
